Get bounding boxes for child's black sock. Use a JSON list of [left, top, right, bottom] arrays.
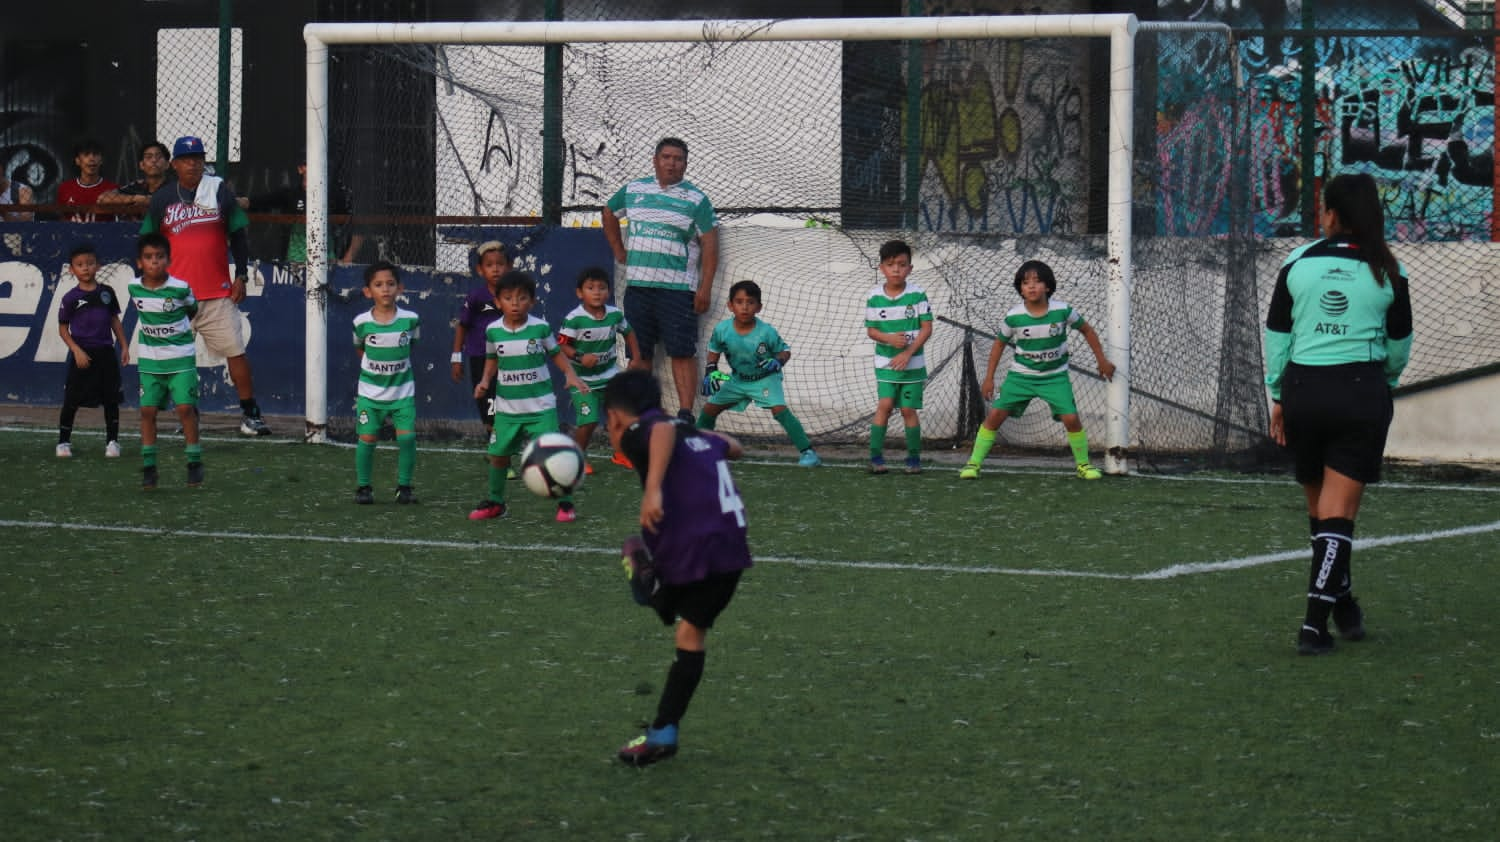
[[240, 398, 261, 418], [58, 403, 78, 444], [104, 403, 120, 442], [653, 648, 706, 730]]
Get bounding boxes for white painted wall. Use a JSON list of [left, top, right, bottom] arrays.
[[1389, 374, 1500, 463]]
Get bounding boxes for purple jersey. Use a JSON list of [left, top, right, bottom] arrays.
[[58, 283, 121, 348], [458, 285, 503, 356], [621, 409, 753, 585]]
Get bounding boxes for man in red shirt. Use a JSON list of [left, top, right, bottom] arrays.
[[140, 136, 271, 435], [55, 139, 117, 222]]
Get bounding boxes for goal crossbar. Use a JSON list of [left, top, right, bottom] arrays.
[[302, 14, 1227, 474]]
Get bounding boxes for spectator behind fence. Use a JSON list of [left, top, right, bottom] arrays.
[[55, 139, 117, 222], [249, 162, 364, 265], [140, 135, 272, 437], [98, 141, 172, 215], [1, 167, 35, 221]]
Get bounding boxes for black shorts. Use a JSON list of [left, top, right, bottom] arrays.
[[651, 569, 743, 628], [624, 286, 698, 360], [1281, 362, 1393, 485], [63, 347, 123, 408]]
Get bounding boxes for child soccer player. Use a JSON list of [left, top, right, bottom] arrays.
[[958, 259, 1116, 480], [470, 269, 590, 523], [127, 233, 203, 489], [557, 266, 640, 475], [698, 280, 821, 467], [605, 369, 752, 767], [353, 261, 422, 504], [451, 240, 509, 433], [56, 242, 129, 459], [864, 239, 933, 474]]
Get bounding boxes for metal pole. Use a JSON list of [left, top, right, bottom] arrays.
[[304, 30, 330, 442], [542, 0, 564, 225], [1299, 0, 1317, 235], [1103, 18, 1137, 475], [903, 0, 923, 228], [217, 0, 232, 178]]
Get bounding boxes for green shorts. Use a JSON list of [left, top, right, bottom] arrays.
[[708, 373, 786, 411], [570, 385, 604, 427], [876, 379, 925, 409], [140, 369, 199, 409], [356, 396, 417, 436], [488, 409, 561, 458], [993, 372, 1078, 419]]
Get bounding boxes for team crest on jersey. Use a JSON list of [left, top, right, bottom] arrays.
[[100, 290, 113, 306], [161, 297, 177, 312], [1049, 322, 1064, 337], [579, 402, 592, 417], [399, 331, 411, 346], [527, 338, 541, 354], [904, 304, 916, 319], [755, 342, 768, 357], [358, 410, 370, 425]]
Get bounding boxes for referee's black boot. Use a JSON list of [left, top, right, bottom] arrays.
[[1332, 596, 1365, 641]]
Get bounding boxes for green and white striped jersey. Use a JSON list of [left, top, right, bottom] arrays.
[[606, 177, 717, 292], [558, 304, 631, 387], [997, 299, 1086, 378], [128, 275, 198, 375], [864, 282, 933, 383], [353, 307, 421, 404], [485, 315, 562, 418]]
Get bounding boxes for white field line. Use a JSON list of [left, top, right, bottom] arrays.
[[3, 517, 1497, 581], [6, 424, 1498, 492]]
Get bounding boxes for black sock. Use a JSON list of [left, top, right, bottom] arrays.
[[58, 403, 79, 444], [240, 398, 261, 417], [1305, 518, 1354, 631], [652, 648, 705, 730], [104, 403, 120, 442]]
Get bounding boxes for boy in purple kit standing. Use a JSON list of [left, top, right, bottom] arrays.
[[450, 240, 510, 433], [605, 369, 752, 767], [56, 242, 129, 458]]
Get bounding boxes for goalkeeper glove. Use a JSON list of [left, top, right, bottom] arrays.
[[701, 369, 729, 396], [758, 357, 782, 373]]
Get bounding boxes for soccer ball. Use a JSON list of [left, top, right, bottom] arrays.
[[519, 432, 586, 499]]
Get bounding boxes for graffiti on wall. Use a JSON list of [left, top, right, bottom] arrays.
[[914, 23, 1088, 235], [1156, 0, 1496, 241]]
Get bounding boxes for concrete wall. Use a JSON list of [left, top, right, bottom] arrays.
[[1389, 373, 1500, 463]]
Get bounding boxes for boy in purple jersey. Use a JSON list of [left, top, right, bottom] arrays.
[[56, 242, 129, 458], [605, 369, 752, 767], [450, 241, 510, 432]]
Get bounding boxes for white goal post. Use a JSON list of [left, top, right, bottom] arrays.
[[303, 15, 1230, 474]]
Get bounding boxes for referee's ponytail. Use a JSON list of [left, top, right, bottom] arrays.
[[1323, 173, 1401, 287]]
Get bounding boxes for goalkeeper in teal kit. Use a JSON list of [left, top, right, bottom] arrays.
[[697, 280, 822, 467]]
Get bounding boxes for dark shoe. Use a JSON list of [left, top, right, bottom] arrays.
[[394, 485, 417, 505], [239, 414, 272, 436], [618, 724, 678, 767], [869, 456, 888, 475], [355, 485, 375, 505], [142, 465, 159, 490], [1297, 626, 1335, 656], [186, 462, 205, 487], [904, 456, 923, 475], [1332, 596, 1366, 641]]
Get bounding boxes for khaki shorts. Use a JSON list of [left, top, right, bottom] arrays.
[[192, 297, 246, 357]]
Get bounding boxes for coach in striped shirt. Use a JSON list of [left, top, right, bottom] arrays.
[[602, 137, 720, 423]]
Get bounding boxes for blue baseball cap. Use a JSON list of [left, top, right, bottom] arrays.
[[172, 136, 206, 158]]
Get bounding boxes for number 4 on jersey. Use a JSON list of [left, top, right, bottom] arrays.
[[716, 460, 745, 527]]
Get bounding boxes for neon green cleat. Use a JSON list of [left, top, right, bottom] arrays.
[[1076, 463, 1103, 480], [958, 463, 981, 480]]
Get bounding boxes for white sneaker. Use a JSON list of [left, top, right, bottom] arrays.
[[56, 442, 72, 458], [105, 441, 122, 458]]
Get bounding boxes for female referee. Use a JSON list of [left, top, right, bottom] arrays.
[[1264, 172, 1413, 656]]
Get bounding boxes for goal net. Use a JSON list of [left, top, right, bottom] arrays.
[[306, 15, 1261, 471]]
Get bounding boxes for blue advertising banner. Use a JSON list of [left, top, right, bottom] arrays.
[[0, 222, 616, 426]]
